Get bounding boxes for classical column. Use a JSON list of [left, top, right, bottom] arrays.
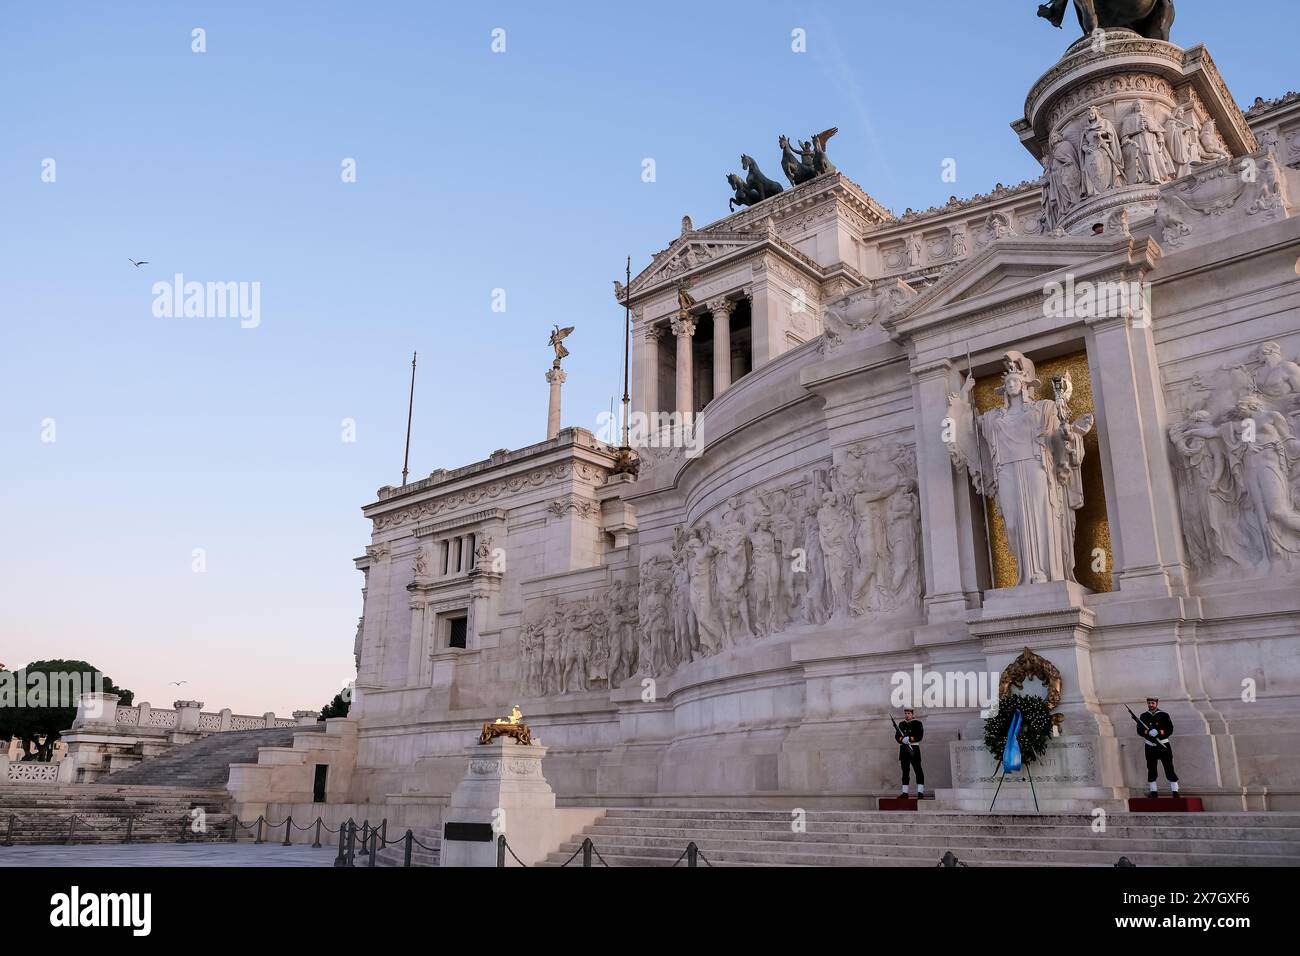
[[545, 367, 566, 440], [639, 326, 663, 420], [672, 315, 696, 418], [709, 297, 735, 398]]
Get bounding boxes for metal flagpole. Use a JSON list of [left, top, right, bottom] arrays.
[[401, 351, 416, 486], [621, 256, 632, 451], [966, 344, 998, 587]]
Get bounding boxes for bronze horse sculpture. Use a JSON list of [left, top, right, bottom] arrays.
[[728, 154, 784, 211], [1037, 0, 1175, 42]]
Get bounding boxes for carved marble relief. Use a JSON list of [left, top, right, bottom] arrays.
[[1157, 149, 1293, 248], [1041, 88, 1232, 230], [1169, 343, 1300, 577], [517, 442, 924, 697], [821, 280, 917, 354]]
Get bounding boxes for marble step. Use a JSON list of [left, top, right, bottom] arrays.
[[583, 818, 1300, 842], [598, 807, 1300, 827], [555, 828, 1300, 864]]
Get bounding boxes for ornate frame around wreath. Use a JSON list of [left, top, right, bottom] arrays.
[[998, 647, 1066, 732]]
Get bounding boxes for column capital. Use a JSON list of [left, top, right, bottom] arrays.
[[642, 324, 665, 342], [671, 316, 697, 338], [545, 367, 567, 385], [707, 296, 737, 317]]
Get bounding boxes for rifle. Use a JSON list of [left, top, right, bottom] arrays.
[[890, 714, 918, 754], [1125, 704, 1170, 750]]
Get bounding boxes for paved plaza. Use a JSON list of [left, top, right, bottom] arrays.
[[0, 843, 338, 867]]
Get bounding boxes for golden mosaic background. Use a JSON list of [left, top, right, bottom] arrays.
[[971, 350, 1112, 593]]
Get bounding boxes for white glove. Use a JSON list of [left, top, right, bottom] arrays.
[[1148, 728, 1158, 738], [902, 737, 910, 744]]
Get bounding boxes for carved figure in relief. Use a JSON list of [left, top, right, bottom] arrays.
[[1197, 119, 1230, 163], [1170, 346, 1300, 576], [541, 611, 563, 696], [605, 582, 627, 687], [1045, 130, 1083, 226], [687, 525, 723, 656], [1121, 100, 1176, 185], [1255, 342, 1300, 408], [801, 501, 830, 624], [749, 518, 783, 636], [1165, 105, 1203, 178], [760, 485, 799, 625], [413, 546, 430, 578], [849, 464, 899, 614], [671, 533, 697, 666], [1080, 106, 1124, 197], [817, 491, 854, 618], [715, 502, 754, 646], [945, 352, 1094, 586], [887, 479, 922, 606]]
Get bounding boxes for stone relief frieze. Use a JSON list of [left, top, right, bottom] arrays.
[[373, 462, 606, 531], [1157, 149, 1293, 248], [821, 279, 917, 354], [519, 584, 636, 696], [1168, 342, 1300, 578]]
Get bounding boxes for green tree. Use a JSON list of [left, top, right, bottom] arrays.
[[318, 687, 351, 720], [0, 660, 134, 761]]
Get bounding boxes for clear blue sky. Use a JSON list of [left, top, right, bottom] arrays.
[[1, 1, 1293, 716]]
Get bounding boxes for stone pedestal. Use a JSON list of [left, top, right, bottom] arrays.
[[440, 739, 602, 867], [932, 736, 1128, 812]]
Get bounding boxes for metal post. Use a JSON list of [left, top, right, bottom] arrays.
[[403, 830, 413, 867], [283, 816, 293, 846], [178, 814, 187, 843], [66, 816, 77, 846], [367, 828, 378, 867], [687, 841, 698, 868], [333, 822, 347, 867], [124, 816, 134, 845], [230, 816, 239, 843], [312, 818, 323, 849], [359, 819, 370, 857], [254, 816, 264, 844], [345, 821, 356, 867], [582, 837, 593, 868], [2, 815, 13, 847], [497, 834, 506, 867]]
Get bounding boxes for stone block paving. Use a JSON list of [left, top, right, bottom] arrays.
[[0, 843, 338, 867]]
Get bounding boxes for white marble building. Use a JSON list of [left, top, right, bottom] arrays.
[[286, 29, 1300, 815]]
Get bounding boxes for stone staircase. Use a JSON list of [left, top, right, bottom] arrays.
[[538, 808, 1300, 867], [106, 727, 317, 788], [0, 784, 233, 846], [372, 827, 442, 867]]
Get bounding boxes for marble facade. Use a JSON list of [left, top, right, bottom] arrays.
[[325, 29, 1300, 813]]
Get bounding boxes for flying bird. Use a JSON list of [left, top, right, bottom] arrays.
[[169, 680, 188, 686], [128, 258, 149, 268]]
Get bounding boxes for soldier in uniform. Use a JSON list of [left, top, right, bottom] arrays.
[[896, 707, 925, 799], [1138, 696, 1180, 797]]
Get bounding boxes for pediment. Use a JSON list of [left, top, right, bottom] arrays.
[[627, 234, 759, 297], [882, 233, 1163, 340]]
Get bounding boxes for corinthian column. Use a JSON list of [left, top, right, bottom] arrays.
[[672, 315, 696, 419], [545, 366, 566, 440], [708, 297, 735, 399]]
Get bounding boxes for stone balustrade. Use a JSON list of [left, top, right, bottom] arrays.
[[75, 694, 309, 734]]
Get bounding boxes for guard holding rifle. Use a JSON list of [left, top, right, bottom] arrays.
[[1129, 696, 1180, 798], [894, 707, 925, 799]]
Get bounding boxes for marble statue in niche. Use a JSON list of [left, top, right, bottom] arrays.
[[1045, 130, 1084, 226], [945, 351, 1095, 586]]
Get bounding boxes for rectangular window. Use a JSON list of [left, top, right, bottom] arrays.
[[448, 616, 468, 649]]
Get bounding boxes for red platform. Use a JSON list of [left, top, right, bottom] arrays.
[[878, 797, 919, 811], [1128, 796, 1203, 812]]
